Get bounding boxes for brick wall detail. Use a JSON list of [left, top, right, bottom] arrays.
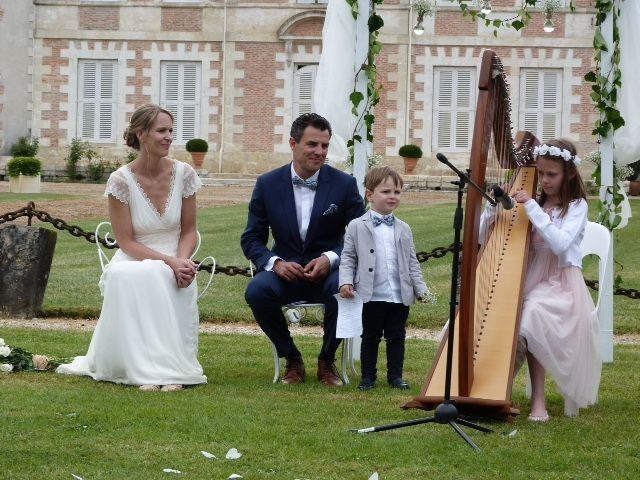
[[161, 7, 202, 32], [434, 11, 477, 36], [40, 39, 70, 147], [288, 17, 324, 37], [79, 6, 119, 31], [372, 45, 398, 156], [234, 43, 284, 153], [126, 41, 153, 113]]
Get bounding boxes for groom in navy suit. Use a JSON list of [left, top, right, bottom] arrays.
[[241, 113, 365, 386]]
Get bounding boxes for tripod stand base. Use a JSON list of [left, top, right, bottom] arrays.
[[351, 401, 492, 451]]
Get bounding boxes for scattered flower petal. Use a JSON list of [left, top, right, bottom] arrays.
[[225, 448, 242, 460], [162, 468, 182, 474], [369, 473, 379, 480], [508, 429, 518, 437], [227, 475, 242, 479], [201, 450, 216, 459]]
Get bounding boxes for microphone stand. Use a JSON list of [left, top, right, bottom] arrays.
[[350, 153, 494, 451]]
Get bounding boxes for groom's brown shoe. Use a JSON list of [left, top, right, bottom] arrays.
[[317, 359, 343, 387], [282, 356, 305, 384]]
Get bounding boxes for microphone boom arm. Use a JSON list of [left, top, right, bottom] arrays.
[[436, 153, 496, 206]]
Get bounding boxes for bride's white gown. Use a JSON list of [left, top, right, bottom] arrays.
[[57, 160, 207, 386]]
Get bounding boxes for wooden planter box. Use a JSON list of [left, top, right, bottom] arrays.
[[9, 174, 41, 193]]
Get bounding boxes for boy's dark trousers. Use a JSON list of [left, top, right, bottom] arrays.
[[360, 301, 410, 382]]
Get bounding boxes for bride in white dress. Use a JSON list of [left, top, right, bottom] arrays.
[[57, 104, 207, 391]]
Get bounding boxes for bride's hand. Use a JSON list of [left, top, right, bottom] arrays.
[[167, 257, 197, 288]]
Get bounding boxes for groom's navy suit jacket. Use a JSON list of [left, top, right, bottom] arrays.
[[241, 163, 365, 272]]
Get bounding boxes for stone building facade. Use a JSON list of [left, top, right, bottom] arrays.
[[0, 0, 598, 175]]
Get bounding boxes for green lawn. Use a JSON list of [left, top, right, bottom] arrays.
[[1, 327, 639, 479], [0, 192, 80, 203], [18, 198, 639, 334]]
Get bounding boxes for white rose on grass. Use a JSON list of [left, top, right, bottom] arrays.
[[1, 363, 13, 373], [0, 346, 11, 357], [0, 338, 5, 346]]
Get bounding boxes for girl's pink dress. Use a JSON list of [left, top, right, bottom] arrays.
[[520, 214, 602, 416]]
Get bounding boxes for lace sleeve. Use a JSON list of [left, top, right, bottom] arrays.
[[104, 169, 129, 204], [182, 163, 203, 198]]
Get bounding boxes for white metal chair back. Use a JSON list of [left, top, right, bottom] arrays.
[[579, 221, 610, 312], [95, 221, 215, 300]]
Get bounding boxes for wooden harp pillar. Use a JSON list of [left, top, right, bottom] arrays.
[[404, 50, 538, 418]]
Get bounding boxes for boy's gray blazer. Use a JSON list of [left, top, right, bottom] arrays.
[[339, 212, 428, 306]]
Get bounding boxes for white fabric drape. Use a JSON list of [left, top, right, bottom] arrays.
[[314, 0, 369, 165], [614, 0, 640, 168]]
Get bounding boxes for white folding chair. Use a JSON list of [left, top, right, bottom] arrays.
[[249, 263, 355, 384], [95, 221, 215, 300], [579, 221, 612, 361]]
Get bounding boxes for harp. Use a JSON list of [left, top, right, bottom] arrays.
[[405, 50, 538, 418]]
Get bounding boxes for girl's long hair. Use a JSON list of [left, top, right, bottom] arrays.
[[537, 138, 587, 217]]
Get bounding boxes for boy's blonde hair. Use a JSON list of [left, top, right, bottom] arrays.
[[364, 166, 403, 192]]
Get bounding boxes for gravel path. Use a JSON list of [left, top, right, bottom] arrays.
[[1, 317, 638, 344]]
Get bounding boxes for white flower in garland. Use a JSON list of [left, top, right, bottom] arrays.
[[533, 144, 581, 166], [0, 345, 11, 357], [1, 363, 13, 373]]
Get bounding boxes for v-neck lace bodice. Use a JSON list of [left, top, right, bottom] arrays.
[[104, 160, 202, 257], [127, 162, 177, 218]]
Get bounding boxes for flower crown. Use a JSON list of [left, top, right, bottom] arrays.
[[533, 144, 581, 166]]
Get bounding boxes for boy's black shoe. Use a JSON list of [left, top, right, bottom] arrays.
[[388, 378, 410, 389], [357, 378, 376, 391]]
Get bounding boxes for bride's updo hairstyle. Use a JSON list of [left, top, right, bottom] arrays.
[[123, 104, 174, 151]]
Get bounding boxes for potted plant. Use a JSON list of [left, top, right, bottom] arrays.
[[7, 156, 42, 193], [398, 144, 423, 175], [185, 138, 208, 168]]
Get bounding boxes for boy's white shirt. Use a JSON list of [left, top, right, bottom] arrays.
[[479, 198, 588, 268], [339, 211, 429, 305], [368, 210, 403, 303]]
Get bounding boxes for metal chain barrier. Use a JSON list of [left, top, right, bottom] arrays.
[[2, 203, 639, 299]]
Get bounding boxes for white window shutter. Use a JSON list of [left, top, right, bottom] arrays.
[[293, 64, 317, 119], [98, 62, 115, 141], [78, 60, 116, 142], [161, 62, 201, 144], [434, 67, 475, 151], [455, 70, 472, 149], [520, 69, 561, 140]]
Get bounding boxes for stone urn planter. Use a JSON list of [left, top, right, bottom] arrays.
[[7, 156, 42, 193], [185, 138, 208, 168], [629, 180, 640, 197], [0, 224, 57, 317], [9, 174, 41, 193], [398, 144, 423, 175]]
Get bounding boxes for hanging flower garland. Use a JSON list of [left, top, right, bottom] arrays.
[[344, 0, 385, 164]]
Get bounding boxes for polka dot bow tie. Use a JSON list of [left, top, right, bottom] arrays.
[[372, 215, 395, 227], [292, 176, 318, 190]]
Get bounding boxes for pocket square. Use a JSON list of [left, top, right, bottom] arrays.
[[322, 204, 339, 216]]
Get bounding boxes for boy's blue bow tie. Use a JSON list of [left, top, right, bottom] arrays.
[[292, 176, 318, 190], [372, 215, 395, 227]]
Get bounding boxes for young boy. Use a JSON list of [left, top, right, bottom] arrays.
[[339, 166, 432, 390]]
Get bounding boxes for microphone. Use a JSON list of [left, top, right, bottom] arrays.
[[491, 185, 516, 210], [436, 152, 449, 164]]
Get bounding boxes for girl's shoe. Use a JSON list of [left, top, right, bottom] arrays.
[[527, 411, 549, 422], [160, 384, 183, 392]]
